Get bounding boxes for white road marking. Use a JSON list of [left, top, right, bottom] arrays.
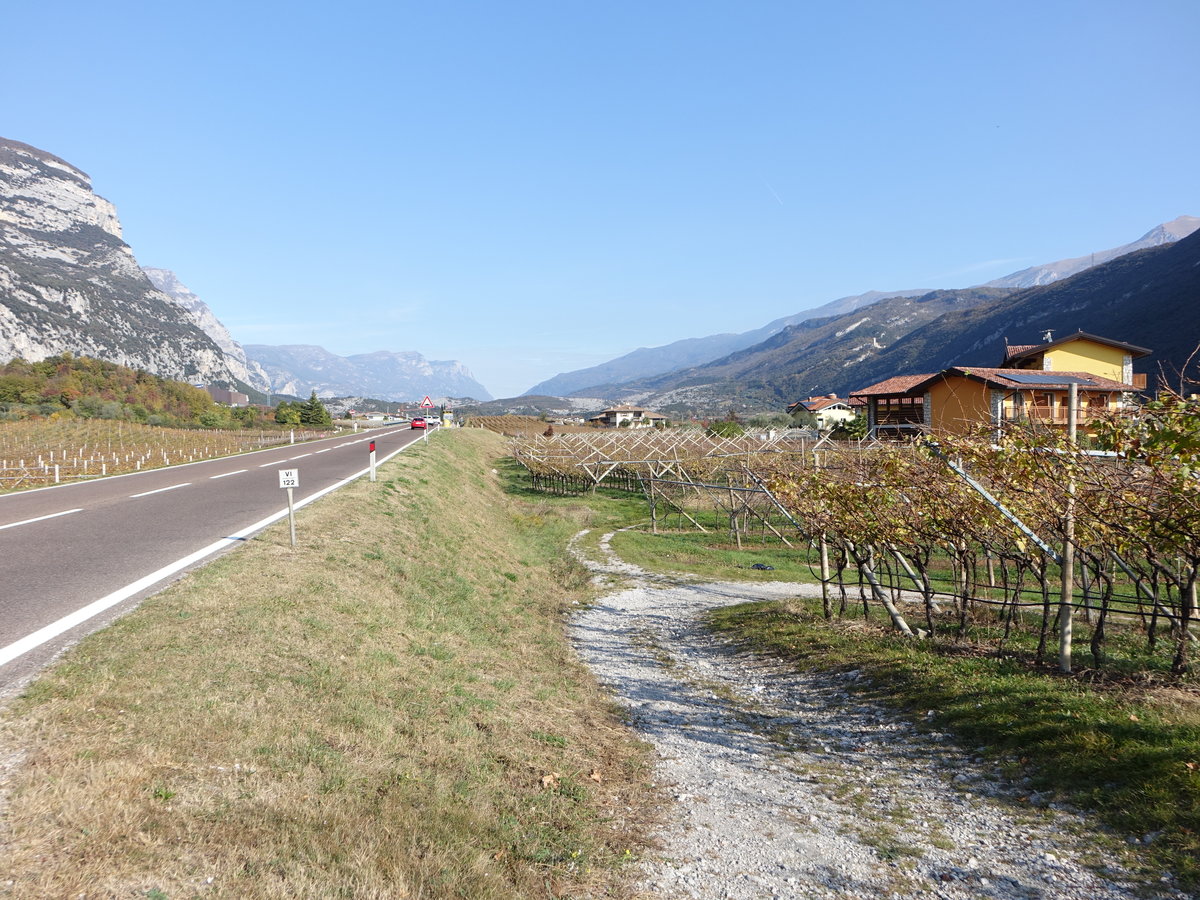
[[289, 453, 312, 460], [210, 469, 247, 479], [0, 437, 420, 670], [258, 461, 276, 467], [315, 448, 332, 454], [0, 508, 84, 532], [130, 483, 190, 498]]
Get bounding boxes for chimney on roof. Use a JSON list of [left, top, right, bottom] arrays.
[[1042, 330, 1054, 343]]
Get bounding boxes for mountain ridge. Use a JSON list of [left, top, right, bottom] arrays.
[[570, 230, 1200, 415], [528, 216, 1200, 401], [142, 267, 271, 391], [523, 288, 931, 397], [244, 343, 492, 403], [980, 215, 1200, 289], [868, 230, 1200, 389], [594, 287, 1015, 415]]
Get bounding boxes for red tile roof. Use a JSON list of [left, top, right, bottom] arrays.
[[850, 375, 932, 397], [852, 368, 1135, 399], [807, 398, 851, 412], [787, 395, 852, 413], [1003, 344, 1039, 361]]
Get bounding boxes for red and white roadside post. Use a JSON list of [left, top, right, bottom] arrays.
[[369, 440, 377, 482]]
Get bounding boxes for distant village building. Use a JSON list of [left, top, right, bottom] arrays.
[[785, 394, 858, 430], [205, 386, 250, 407], [588, 405, 667, 428]]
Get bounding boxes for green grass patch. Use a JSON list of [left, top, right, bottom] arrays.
[[705, 598, 1200, 890], [612, 528, 818, 583]]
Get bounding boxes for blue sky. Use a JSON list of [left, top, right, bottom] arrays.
[[5, 1, 1198, 398]]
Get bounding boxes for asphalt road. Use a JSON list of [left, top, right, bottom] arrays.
[[0, 424, 430, 695]]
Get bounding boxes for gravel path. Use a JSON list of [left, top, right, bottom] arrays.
[[568, 529, 1192, 900]]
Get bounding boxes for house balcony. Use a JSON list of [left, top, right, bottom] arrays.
[[999, 405, 1120, 426], [866, 404, 926, 438], [874, 410, 925, 425]]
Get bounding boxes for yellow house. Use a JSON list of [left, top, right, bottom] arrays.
[[912, 367, 1135, 436], [1002, 330, 1149, 388], [851, 331, 1149, 439]]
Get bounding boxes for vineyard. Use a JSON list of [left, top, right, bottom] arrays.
[[466, 415, 598, 437], [0, 419, 336, 490], [510, 398, 1200, 677]]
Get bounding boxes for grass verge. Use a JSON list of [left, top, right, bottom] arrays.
[[0, 430, 653, 899]]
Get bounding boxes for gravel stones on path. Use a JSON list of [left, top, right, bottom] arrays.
[[568, 529, 1191, 900]]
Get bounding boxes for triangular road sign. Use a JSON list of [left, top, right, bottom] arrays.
[[420, 396, 435, 408]]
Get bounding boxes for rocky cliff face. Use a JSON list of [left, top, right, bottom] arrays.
[[0, 137, 243, 384], [142, 267, 270, 390]]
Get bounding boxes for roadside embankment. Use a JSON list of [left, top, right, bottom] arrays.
[[0, 429, 652, 899]]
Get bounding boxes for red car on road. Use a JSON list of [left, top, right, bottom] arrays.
[[411, 417, 427, 429]]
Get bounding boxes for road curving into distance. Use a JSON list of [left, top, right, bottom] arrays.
[[0, 424, 431, 695]]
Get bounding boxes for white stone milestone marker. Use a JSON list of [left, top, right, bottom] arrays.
[[279, 468, 299, 546]]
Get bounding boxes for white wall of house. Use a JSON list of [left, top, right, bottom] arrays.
[[814, 406, 856, 430]]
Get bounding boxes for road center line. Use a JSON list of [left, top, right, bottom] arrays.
[[289, 453, 312, 460], [0, 508, 84, 532], [130, 483, 190, 498], [209, 469, 247, 479]]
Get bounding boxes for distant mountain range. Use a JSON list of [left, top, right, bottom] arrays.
[[4, 136, 1196, 415], [865, 228, 1200, 390], [980, 217, 1199, 288], [524, 288, 931, 397], [518, 216, 1199, 415], [145, 268, 491, 402], [0, 136, 490, 404], [521, 226, 1200, 417], [243, 343, 491, 402]]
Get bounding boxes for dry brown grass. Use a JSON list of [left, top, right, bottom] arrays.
[[0, 430, 654, 898]]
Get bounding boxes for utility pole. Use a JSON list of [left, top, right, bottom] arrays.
[[1058, 382, 1078, 673]]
